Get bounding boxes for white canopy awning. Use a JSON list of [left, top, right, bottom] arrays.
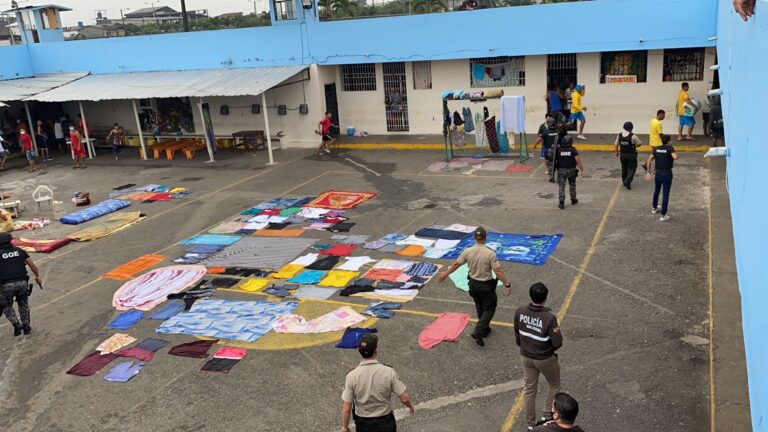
[[28, 66, 308, 102], [0, 72, 88, 102]]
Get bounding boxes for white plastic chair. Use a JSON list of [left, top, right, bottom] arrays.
[[32, 185, 54, 213], [0, 191, 21, 217]]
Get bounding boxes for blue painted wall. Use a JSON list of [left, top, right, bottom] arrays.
[[0, 45, 33, 80], [717, 0, 768, 429], [15, 0, 716, 75]]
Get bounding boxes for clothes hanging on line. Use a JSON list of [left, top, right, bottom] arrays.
[[474, 111, 487, 148], [485, 116, 500, 153], [496, 121, 510, 154], [462, 107, 475, 132], [499, 95, 526, 133]]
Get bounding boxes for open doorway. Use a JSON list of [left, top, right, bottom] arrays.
[[324, 83, 339, 137]]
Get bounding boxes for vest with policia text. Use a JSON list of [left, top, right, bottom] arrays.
[[618, 132, 637, 155]]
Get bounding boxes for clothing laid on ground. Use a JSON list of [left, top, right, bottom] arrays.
[[213, 347, 247, 359], [294, 285, 337, 300], [112, 265, 207, 311], [418, 312, 471, 349], [107, 310, 144, 330], [97, 333, 137, 354], [288, 270, 328, 285], [319, 270, 360, 288], [66, 351, 119, 376], [337, 256, 376, 271], [200, 358, 240, 373], [335, 327, 376, 349], [168, 339, 219, 358], [321, 244, 356, 256], [104, 361, 144, 382], [306, 255, 341, 270], [272, 306, 366, 333], [135, 337, 169, 352], [238, 278, 270, 292], [116, 347, 155, 362], [148, 301, 185, 320]]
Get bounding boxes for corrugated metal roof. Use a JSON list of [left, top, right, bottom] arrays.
[[28, 66, 308, 102], [0, 72, 88, 102]]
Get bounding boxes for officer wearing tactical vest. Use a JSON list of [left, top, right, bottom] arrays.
[[554, 135, 585, 209], [341, 333, 414, 432], [536, 113, 561, 183], [514, 283, 564, 431], [614, 121, 643, 190], [0, 232, 42, 337]]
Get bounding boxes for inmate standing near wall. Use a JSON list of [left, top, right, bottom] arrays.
[[0, 232, 42, 337], [341, 334, 414, 432], [615, 121, 642, 190], [437, 227, 512, 347], [514, 283, 564, 431]]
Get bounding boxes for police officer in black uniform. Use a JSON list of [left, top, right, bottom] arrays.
[[554, 135, 585, 209], [614, 121, 643, 189], [0, 232, 42, 336]]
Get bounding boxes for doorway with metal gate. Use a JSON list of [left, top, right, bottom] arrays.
[[383, 62, 409, 132], [324, 83, 340, 137], [547, 53, 578, 91]]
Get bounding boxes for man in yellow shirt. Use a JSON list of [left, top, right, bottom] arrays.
[[676, 82, 695, 141], [649, 109, 665, 147], [568, 85, 587, 140]]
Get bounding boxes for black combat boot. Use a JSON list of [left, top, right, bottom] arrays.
[[558, 200, 565, 209]]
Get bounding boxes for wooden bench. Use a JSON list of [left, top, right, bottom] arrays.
[[151, 141, 179, 160], [165, 139, 200, 160], [183, 141, 208, 160]]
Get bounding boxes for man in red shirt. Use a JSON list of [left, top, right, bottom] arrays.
[[19, 129, 36, 173], [69, 126, 87, 169], [316, 111, 338, 156]]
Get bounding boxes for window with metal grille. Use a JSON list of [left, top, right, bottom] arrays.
[[469, 56, 525, 88], [663, 48, 706, 82], [341, 63, 377, 91], [273, 0, 296, 20], [412, 61, 432, 90], [600, 51, 648, 83]]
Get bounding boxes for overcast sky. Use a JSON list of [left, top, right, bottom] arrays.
[[11, 0, 271, 27]]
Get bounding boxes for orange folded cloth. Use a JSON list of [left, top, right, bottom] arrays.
[[395, 245, 426, 257], [254, 229, 304, 237], [102, 254, 166, 281], [207, 267, 226, 274]]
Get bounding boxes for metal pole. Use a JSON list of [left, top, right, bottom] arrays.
[[180, 0, 189, 31], [262, 93, 275, 165], [78, 101, 94, 159], [198, 98, 215, 162], [23, 101, 38, 153], [132, 99, 148, 160]]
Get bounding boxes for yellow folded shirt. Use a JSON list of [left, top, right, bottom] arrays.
[[270, 264, 305, 279], [238, 278, 270, 292], [318, 270, 359, 288]]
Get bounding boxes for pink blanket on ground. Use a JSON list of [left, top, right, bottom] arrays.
[[418, 312, 471, 349]]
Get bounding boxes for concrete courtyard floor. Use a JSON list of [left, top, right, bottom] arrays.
[[0, 147, 749, 431]]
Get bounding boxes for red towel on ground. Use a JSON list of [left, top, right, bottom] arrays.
[[321, 244, 356, 257], [116, 347, 155, 362], [418, 313, 471, 349], [66, 351, 119, 376]]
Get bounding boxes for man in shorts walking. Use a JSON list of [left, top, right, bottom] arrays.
[[316, 111, 338, 156], [568, 85, 587, 140]]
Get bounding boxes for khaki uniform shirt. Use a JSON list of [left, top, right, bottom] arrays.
[[456, 244, 500, 281], [341, 359, 407, 418]]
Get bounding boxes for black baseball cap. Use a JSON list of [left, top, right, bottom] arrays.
[[0, 232, 11, 245], [358, 333, 378, 358]]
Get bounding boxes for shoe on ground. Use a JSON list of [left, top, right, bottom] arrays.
[[527, 427, 534, 431], [549, 178, 555, 183], [558, 201, 565, 210], [22, 325, 31, 335], [651, 207, 660, 214], [577, 134, 587, 140], [625, 184, 632, 190], [485, 328, 492, 337], [660, 215, 670, 222], [571, 198, 578, 205], [470, 334, 485, 347], [13, 324, 22, 337], [323, 147, 331, 154]]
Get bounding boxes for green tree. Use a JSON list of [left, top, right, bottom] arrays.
[[412, 0, 448, 13], [331, 0, 360, 18]]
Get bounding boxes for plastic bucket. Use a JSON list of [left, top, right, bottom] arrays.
[[347, 127, 355, 137]]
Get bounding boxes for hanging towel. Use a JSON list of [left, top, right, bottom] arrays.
[[485, 116, 500, 153], [471, 63, 486, 81], [499, 95, 526, 133], [418, 313, 471, 349], [490, 65, 504, 80], [451, 125, 465, 148], [497, 121, 510, 154], [474, 111, 487, 148], [462, 107, 474, 132]]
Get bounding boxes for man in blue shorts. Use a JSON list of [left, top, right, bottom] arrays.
[[568, 85, 587, 140]]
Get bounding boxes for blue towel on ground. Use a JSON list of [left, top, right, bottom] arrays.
[[104, 361, 144, 383], [335, 327, 375, 349], [107, 310, 144, 330], [149, 302, 185, 320]]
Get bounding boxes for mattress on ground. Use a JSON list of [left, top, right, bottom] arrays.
[[59, 199, 132, 225], [11, 237, 71, 253]]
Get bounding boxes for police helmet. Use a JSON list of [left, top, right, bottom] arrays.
[[561, 135, 574, 147]]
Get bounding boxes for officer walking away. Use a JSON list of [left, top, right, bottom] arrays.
[[614, 121, 642, 190], [532, 392, 585, 432], [645, 134, 679, 222], [437, 227, 512, 347], [514, 283, 563, 431], [341, 334, 414, 432], [554, 135, 585, 209], [0, 232, 41, 336], [534, 113, 560, 183]]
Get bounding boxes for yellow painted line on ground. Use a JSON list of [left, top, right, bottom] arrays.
[[707, 159, 716, 432], [334, 143, 709, 152], [528, 161, 545, 178], [501, 181, 622, 432]]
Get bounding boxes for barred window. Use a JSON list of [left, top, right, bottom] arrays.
[[663, 48, 706, 82], [341, 63, 377, 91], [600, 51, 648, 83], [469, 56, 525, 88], [412, 61, 432, 90]]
